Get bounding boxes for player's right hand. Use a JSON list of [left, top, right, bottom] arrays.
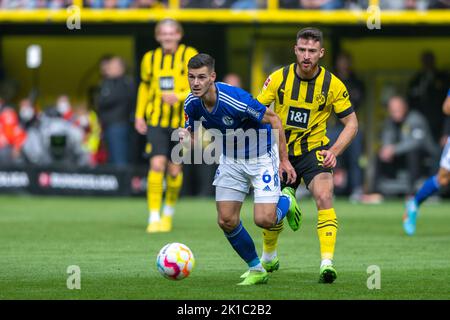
[[162, 93, 179, 105], [135, 118, 147, 135], [178, 126, 192, 147]]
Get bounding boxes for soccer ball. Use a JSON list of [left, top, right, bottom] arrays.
[[156, 242, 195, 280]]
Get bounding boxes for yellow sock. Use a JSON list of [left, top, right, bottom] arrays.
[[164, 172, 183, 213], [262, 221, 284, 260], [317, 208, 338, 261], [147, 170, 164, 213]]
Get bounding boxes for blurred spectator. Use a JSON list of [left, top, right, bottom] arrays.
[[375, 96, 439, 195], [130, 0, 166, 8], [84, 0, 166, 8], [345, 0, 366, 9], [0, 0, 43, 8], [48, 0, 70, 9], [18, 98, 39, 130], [103, 0, 118, 8], [428, 0, 450, 8], [0, 96, 5, 112], [328, 52, 365, 201], [379, 0, 450, 10], [73, 104, 103, 166], [181, 0, 257, 8], [379, 0, 416, 10], [97, 56, 135, 167], [0, 0, 73, 9], [96, 54, 114, 82], [84, 0, 103, 8], [210, 0, 235, 8], [231, 0, 262, 9], [54, 94, 76, 123], [3, 0, 449, 9], [404, 0, 420, 9], [407, 51, 449, 143], [180, 0, 208, 8], [280, 0, 345, 9], [222, 73, 242, 88], [21, 107, 90, 167], [0, 107, 27, 165]]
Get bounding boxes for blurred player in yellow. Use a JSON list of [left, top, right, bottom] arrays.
[[257, 27, 359, 283], [135, 19, 198, 233]]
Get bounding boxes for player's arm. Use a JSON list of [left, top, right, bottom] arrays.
[[260, 108, 296, 184], [135, 83, 149, 134], [256, 71, 282, 107], [260, 108, 288, 162], [323, 82, 359, 168], [325, 112, 358, 167], [179, 100, 196, 148], [135, 52, 152, 135]]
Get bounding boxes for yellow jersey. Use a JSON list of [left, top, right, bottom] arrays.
[[135, 44, 198, 129], [257, 63, 353, 157]]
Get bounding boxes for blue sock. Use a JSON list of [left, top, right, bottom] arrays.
[[276, 195, 290, 224], [414, 175, 440, 206], [224, 221, 259, 267]]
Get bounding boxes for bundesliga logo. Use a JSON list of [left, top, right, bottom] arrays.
[[315, 93, 326, 105], [263, 77, 271, 89]]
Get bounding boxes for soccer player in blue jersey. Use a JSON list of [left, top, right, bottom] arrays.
[[179, 53, 301, 285], [403, 88, 450, 235]]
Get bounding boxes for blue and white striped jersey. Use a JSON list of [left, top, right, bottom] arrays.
[[184, 82, 273, 159]]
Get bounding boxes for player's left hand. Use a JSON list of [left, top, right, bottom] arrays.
[[279, 159, 297, 185], [320, 150, 337, 168], [178, 126, 192, 148], [162, 93, 179, 105]]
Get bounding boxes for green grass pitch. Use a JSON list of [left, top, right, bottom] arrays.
[[0, 195, 449, 299]]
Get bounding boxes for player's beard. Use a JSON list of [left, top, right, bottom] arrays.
[[299, 60, 318, 77]]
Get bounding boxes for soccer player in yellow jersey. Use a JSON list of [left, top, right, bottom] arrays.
[[257, 27, 359, 283], [135, 19, 198, 233]]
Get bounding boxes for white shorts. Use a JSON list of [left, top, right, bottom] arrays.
[[440, 137, 450, 171], [213, 146, 281, 203]]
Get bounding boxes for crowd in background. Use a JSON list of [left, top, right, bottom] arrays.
[[0, 0, 73, 9], [0, 94, 101, 167], [0, 49, 449, 199], [1, 0, 449, 9], [83, 0, 450, 9], [0, 55, 134, 168]]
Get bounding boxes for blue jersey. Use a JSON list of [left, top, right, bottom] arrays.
[[184, 82, 273, 159]]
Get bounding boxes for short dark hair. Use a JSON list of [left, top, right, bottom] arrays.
[[188, 53, 215, 72], [296, 27, 323, 46]]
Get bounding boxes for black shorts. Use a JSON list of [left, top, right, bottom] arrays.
[[146, 126, 178, 159], [282, 145, 333, 190]]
